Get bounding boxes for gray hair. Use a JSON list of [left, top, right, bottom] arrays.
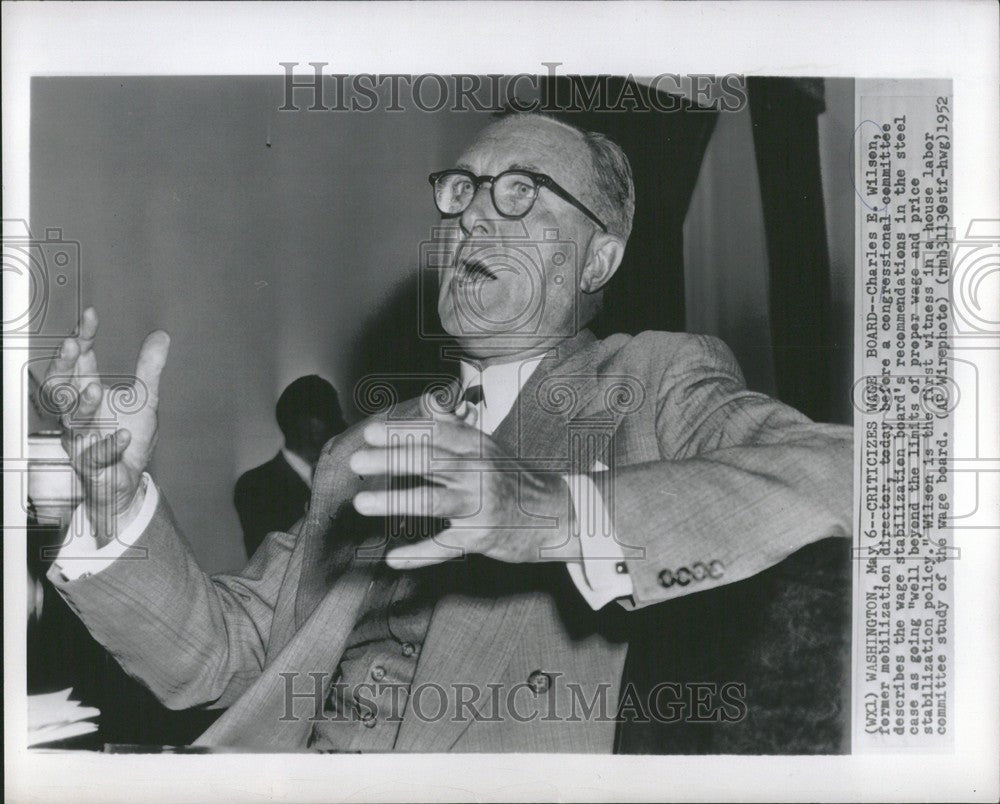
[[493, 111, 636, 240], [579, 127, 635, 240]]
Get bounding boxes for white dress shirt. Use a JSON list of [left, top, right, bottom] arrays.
[[56, 356, 633, 608], [456, 356, 633, 608], [281, 447, 314, 490]]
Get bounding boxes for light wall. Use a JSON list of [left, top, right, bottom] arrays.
[[31, 77, 487, 572]]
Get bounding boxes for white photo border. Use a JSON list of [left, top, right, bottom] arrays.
[[4, 2, 998, 802]]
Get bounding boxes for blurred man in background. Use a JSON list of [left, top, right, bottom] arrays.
[[234, 375, 347, 558]]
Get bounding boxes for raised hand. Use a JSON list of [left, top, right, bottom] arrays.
[[41, 308, 170, 545], [348, 398, 580, 570]]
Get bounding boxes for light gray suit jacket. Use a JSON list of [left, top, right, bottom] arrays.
[[50, 329, 852, 752]]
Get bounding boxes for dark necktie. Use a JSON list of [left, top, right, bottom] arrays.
[[460, 383, 484, 407]]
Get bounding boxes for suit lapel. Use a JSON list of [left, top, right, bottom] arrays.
[[293, 395, 429, 627], [492, 329, 617, 471], [201, 396, 442, 748], [396, 331, 615, 751]]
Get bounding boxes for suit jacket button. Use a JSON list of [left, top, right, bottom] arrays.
[[708, 560, 725, 578], [527, 670, 552, 694], [401, 642, 417, 657], [675, 567, 692, 586], [658, 569, 675, 588], [691, 562, 707, 581]]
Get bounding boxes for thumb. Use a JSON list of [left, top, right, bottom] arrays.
[[420, 386, 461, 422], [77, 428, 132, 474], [452, 400, 479, 429], [386, 536, 461, 570], [134, 330, 171, 406]]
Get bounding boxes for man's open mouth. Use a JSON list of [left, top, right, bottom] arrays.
[[456, 256, 498, 284]]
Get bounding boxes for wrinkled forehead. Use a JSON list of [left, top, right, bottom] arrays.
[[457, 116, 595, 199]]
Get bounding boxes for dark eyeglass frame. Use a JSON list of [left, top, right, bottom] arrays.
[[428, 169, 608, 232]]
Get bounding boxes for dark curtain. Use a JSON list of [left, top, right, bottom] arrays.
[[748, 77, 834, 422], [543, 76, 719, 337], [615, 78, 849, 755]]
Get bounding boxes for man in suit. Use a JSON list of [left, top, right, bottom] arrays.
[[234, 375, 347, 558], [44, 111, 852, 752]]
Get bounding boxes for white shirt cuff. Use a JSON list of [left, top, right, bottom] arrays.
[[53, 473, 159, 581], [564, 472, 634, 609]]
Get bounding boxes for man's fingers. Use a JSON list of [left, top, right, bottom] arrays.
[[74, 307, 100, 375], [73, 429, 132, 473], [42, 309, 98, 412], [349, 443, 485, 476], [419, 387, 466, 422], [40, 338, 80, 414], [353, 484, 462, 518], [53, 335, 80, 372], [385, 537, 464, 570], [134, 330, 171, 404], [73, 381, 104, 420], [362, 418, 480, 451], [75, 307, 99, 350], [350, 445, 433, 477], [452, 400, 479, 429]]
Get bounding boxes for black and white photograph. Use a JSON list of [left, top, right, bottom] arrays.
[[4, 2, 998, 802]]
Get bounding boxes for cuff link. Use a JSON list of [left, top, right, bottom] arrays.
[[614, 561, 629, 575]]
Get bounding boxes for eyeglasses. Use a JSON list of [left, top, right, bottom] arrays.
[[428, 169, 608, 232]]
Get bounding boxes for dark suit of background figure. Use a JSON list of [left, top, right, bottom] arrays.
[[234, 375, 347, 559], [234, 452, 311, 558]]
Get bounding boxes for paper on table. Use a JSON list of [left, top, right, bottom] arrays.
[[29, 720, 98, 747], [28, 688, 100, 747]]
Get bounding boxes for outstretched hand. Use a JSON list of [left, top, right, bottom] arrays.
[[42, 308, 170, 545], [349, 396, 580, 570]]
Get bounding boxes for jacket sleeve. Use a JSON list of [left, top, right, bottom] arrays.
[[48, 493, 302, 710], [612, 333, 852, 608]]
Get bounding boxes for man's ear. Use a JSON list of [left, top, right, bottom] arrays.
[[579, 233, 625, 294]]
